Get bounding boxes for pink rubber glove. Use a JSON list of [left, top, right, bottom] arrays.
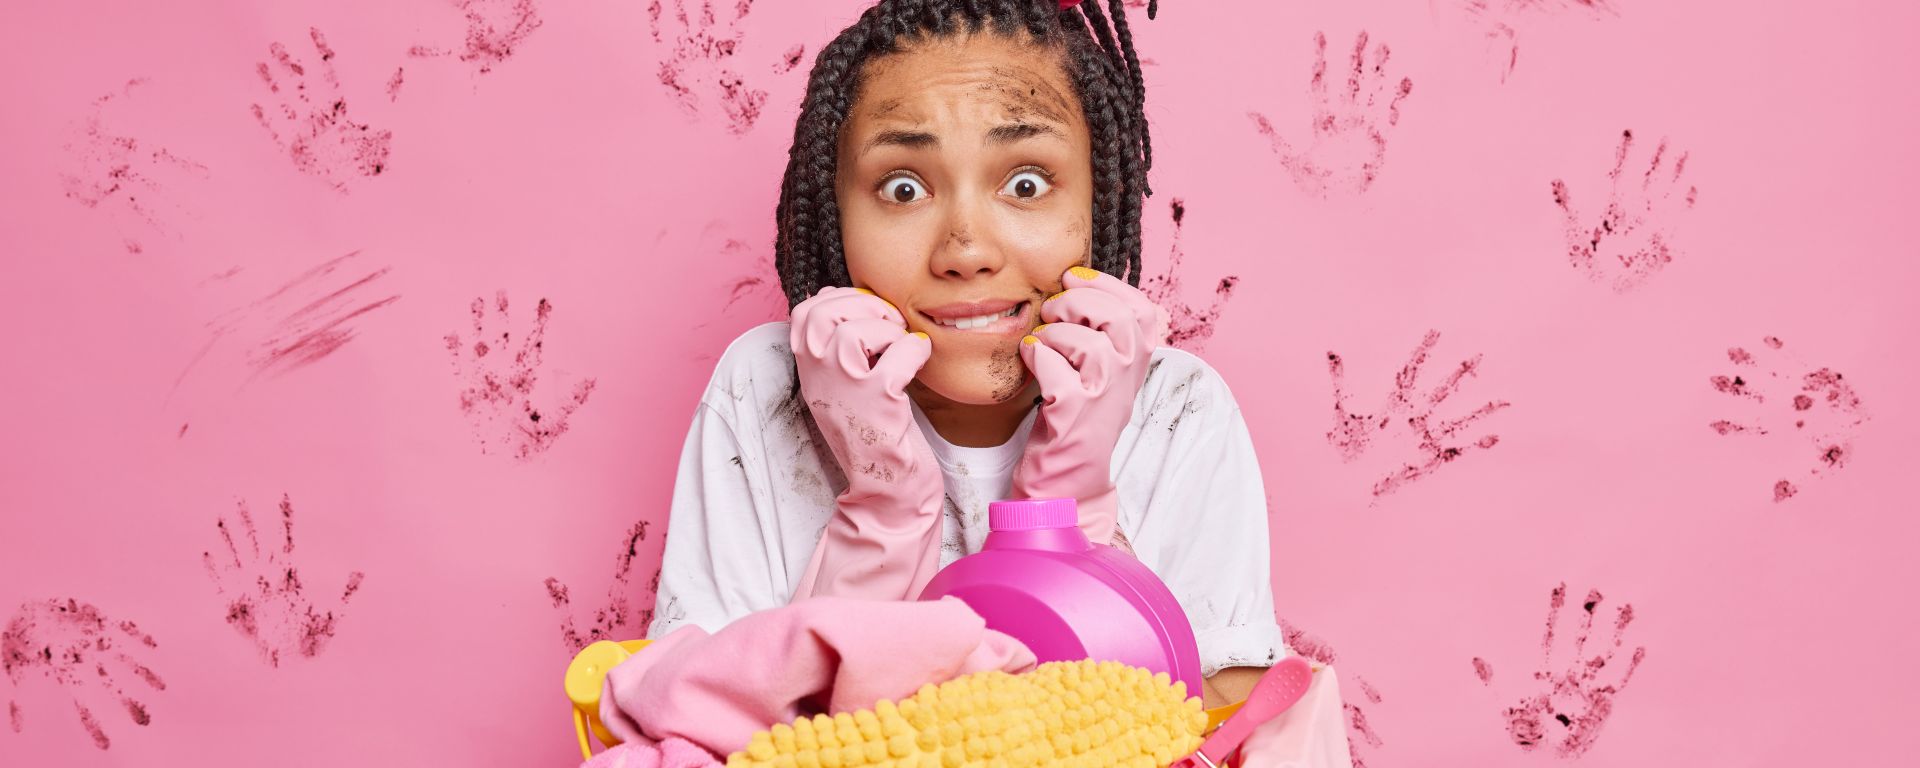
[[1013, 266, 1170, 545], [787, 286, 945, 600]]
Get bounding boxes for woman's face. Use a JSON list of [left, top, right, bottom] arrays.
[[835, 31, 1094, 405]]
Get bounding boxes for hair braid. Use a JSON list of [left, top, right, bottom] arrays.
[[1075, 2, 1147, 283], [1102, 0, 1152, 190]]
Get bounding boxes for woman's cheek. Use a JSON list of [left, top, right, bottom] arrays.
[[843, 221, 926, 297]]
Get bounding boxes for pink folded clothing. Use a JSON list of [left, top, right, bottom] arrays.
[[581, 738, 724, 768], [598, 596, 1038, 759]]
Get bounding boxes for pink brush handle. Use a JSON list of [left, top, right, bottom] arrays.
[[1183, 657, 1315, 767]]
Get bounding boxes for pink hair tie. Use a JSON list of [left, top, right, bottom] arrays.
[[1059, 0, 1083, 9]]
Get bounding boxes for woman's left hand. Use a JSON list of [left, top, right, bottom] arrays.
[[1013, 266, 1170, 545]]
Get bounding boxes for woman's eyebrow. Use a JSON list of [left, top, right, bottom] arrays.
[[861, 129, 939, 156], [858, 120, 1064, 157], [985, 121, 1064, 145]]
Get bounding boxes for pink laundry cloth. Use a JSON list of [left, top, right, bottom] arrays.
[[580, 738, 723, 768], [1232, 664, 1355, 768], [598, 596, 1038, 759]]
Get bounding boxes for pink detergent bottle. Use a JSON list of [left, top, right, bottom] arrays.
[[917, 497, 1203, 696]]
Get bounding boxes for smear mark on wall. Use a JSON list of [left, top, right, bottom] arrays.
[[167, 250, 400, 425], [446, 290, 598, 459], [708, 221, 784, 323], [691, 221, 785, 362], [1708, 336, 1869, 501], [2, 599, 165, 750], [202, 495, 366, 668], [1248, 31, 1414, 197], [1326, 330, 1511, 502]]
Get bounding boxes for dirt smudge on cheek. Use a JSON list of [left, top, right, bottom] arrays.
[[987, 342, 1026, 402]]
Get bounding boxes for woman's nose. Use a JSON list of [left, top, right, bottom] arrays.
[[926, 195, 1005, 279]]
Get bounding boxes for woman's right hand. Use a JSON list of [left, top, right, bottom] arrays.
[[788, 286, 946, 601]]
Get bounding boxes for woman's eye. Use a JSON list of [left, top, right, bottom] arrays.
[[1003, 169, 1053, 199], [881, 177, 926, 203]]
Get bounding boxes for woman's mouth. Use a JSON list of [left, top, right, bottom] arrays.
[[919, 300, 1031, 336]]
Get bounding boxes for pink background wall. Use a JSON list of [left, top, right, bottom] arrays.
[[3, 1, 1915, 765]]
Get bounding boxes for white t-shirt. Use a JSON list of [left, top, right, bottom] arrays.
[[648, 322, 1285, 676]]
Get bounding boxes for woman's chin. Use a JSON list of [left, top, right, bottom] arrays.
[[914, 357, 1032, 406]]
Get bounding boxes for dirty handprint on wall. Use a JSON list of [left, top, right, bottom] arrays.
[[1474, 583, 1646, 758], [410, 0, 546, 76], [60, 78, 209, 255], [1551, 130, 1698, 292], [1709, 336, 1869, 501], [2, 599, 166, 750], [1139, 199, 1239, 354], [202, 495, 366, 668], [250, 28, 393, 191], [1327, 330, 1511, 503], [647, 0, 805, 134], [446, 291, 598, 460], [1249, 31, 1414, 197], [543, 521, 660, 653]]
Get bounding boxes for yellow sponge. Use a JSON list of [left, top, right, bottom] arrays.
[[724, 659, 1207, 768]]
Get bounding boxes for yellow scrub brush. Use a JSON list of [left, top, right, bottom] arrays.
[[724, 658, 1206, 768]]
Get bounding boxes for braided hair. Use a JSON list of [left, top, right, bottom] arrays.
[[774, 0, 1158, 308]]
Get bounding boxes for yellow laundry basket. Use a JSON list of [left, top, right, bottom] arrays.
[[563, 639, 1248, 762]]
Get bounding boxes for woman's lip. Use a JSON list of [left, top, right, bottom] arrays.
[[918, 298, 1022, 320], [918, 301, 1031, 336]]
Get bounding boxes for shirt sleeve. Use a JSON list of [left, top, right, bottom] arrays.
[[1124, 357, 1287, 677], [646, 398, 792, 639]]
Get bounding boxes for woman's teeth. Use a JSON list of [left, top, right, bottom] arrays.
[[934, 305, 1020, 330]]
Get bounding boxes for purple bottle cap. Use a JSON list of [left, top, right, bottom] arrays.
[[988, 498, 1078, 531]]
